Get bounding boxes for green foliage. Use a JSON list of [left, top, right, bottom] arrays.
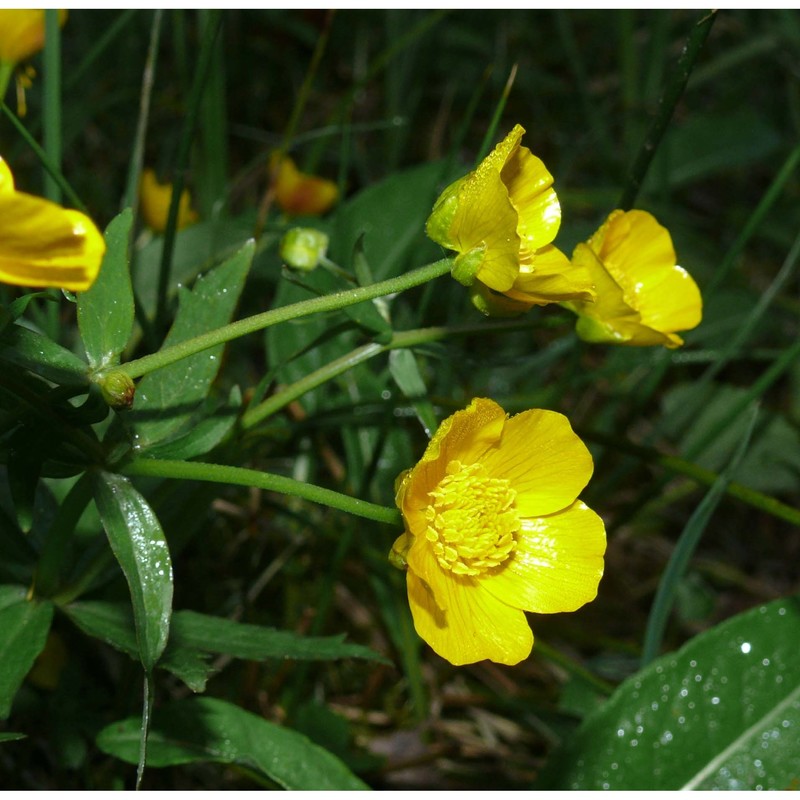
[[1, 7, 799, 791], [542, 596, 800, 790], [96, 696, 369, 789]]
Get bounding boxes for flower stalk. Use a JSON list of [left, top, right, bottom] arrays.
[[122, 458, 402, 526], [101, 257, 454, 382]]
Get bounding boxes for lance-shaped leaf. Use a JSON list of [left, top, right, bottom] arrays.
[[92, 472, 173, 672], [97, 696, 369, 790], [78, 208, 135, 370], [0, 585, 53, 718], [129, 240, 253, 450]]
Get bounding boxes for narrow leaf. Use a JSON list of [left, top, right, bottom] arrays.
[[0, 591, 53, 718], [78, 208, 135, 370], [0, 324, 89, 387], [388, 348, 437, 436], [92, 472, 173, 672], [129, 240, 253, 449], [97, 696, 369, 789], [171, 609, 389, 664]]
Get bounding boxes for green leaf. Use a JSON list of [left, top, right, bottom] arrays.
[[92, 472, 173, 672], [0, 589, 53, 718], [96, 696, 369, 789], [0, 324, 88, 387], [64, 601, 213, 692], [142, 386, 241, 461], [78, 208, 135, 370], [0, 732, 26, 742], [128, 240, 253, 450], [388, 348, 437, 436], [542, 596, 800, 790], [330, 160, 448, 281], [170, 609, 390, 664]]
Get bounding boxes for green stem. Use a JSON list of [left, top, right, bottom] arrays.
[[43, 9, 62, 203], [0, 60, 12, 101], [618, 10, 716, 210], [242, 317, 535, 429], [122, 458, 402, 527], [582, 429, 800, 528], [0, 101, 86, 211], [105, 257, 453, 381], [156, 10, 223, 332]]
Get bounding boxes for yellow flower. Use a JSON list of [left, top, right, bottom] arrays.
[[0, 156, 105, 292], [566, 209, 702, 348], [425, 124, 594, 314], [269, 153, 339, 217], [0, 9, 67, 66], [139, 169, 199, 233], [391, 398, 606, 666]]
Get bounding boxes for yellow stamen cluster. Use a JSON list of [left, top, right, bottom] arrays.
[[425, 460, 519, 576]]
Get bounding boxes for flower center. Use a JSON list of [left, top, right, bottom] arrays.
[[425, 460, 520, 576]]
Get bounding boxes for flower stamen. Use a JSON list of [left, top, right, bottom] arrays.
[[425, 460, 520, 576]]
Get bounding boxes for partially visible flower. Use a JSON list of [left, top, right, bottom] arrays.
[[0, 10, 67, 106], [425, 124, 594, 315], [139, 168, 199, 233], [0, 156, 105, 292], [391, 397, 606, 666], [565, 209, 702, 348], [269, 152, 338, 217], [279, 227, 329, 271], [0, 9, 67, 67]]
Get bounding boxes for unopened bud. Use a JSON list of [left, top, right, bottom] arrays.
[[98, 370, 135, 409], [279, 228, 329, 271]]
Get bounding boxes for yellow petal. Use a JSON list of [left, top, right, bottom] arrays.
[[570, 210, 702, 347], [482, 501, 606, 614], [139, 168, 198, 233], [406, 544, 533, 665], [481, 408, 594, 517], [0, 157, 14, 192], [271, 153, 338, 217], [501, 145, 561, 256], [0, 9, 67, 65], [451, 167, 519, 291], [0, 187, 105, 291], [399, 398, 506, 533], [505, 244, 595, 306]]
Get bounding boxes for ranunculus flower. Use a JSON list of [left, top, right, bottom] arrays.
[[139, 168, 199, 233], [0, 156, 105, 292], [0, 9, 67, 66], [565, 209, 702, 348], [269, 153, 338, 217], [425, 124, 594, 315], [390, 397, 606, 666]]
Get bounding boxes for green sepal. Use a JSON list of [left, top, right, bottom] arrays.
[[451, 244, 486, 287], [424, 177, 463, 249]]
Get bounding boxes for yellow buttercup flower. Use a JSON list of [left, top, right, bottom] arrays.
[[390, 398, 606, 666], [566, 209, 702, 348], [425, 124, 594, 314], [0, 156, 105, 292], [139, 168, 199, 233], [269, 152, 339, 217], [0, 9, 67, 66]]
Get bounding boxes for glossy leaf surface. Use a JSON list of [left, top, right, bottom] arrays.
[[78, 208, 135, 370], [0, 587, 53, 718], [96, 696, 369, 789], [544, 596, 800, 790], [129, 240, 253, 449], [92, 472, 173, 672]]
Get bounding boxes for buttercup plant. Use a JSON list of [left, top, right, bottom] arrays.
[[4, 9, 797, 793]]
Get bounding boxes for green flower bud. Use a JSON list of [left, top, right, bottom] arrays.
[[279, 227, 329, 271], [98, 370, 135, 409]]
